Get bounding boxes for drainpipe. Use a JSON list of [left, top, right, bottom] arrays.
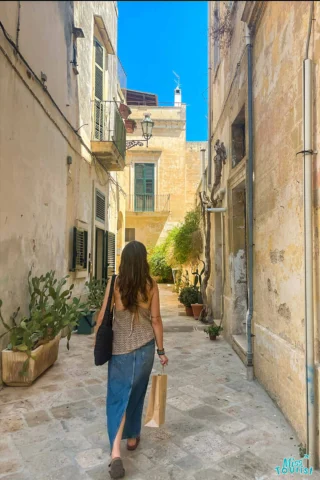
[[303, 0, 315, 468], [207, 208, 227, 213], [207, 1, 212, 190], [244, 24, 254, 376], [206, 207, 227, 325], [220, 212, 225, 326]]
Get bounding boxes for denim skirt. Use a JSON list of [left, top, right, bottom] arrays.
[[107, 339, 155, 450]]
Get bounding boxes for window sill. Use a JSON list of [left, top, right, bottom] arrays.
[[75, 270, 88, 279]]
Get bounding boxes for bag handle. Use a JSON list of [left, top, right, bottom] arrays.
[[102, 274, 116, 328]]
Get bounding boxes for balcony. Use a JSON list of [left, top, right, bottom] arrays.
[[126, 194, 170, 216], [91, 100, 126, 171]]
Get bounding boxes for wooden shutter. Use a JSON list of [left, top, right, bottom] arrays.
[[96, 190, 105, 223], [71, 227, 88, 271], [94, 38, 105, 140], [105, 231, 116, 279]]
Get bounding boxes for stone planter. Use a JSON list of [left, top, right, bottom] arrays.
[[2, 334, 61, 387], [185, 306, 193, 316], [191, 303, 203, 320]]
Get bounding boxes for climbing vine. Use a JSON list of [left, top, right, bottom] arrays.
[[210, 1, 234, 54]]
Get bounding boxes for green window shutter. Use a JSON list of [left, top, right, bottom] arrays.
[[72, 227, 88, 271], [134, 164, 154, 211], [94, 38, 105, 140]]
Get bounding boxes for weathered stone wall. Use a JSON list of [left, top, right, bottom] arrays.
[[208, 0, 320, 447]]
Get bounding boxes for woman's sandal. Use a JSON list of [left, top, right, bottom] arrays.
[[109, 457, 125, 479], [127, 436, 140, 451]]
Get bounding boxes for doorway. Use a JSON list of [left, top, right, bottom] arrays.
[[231, 181, 248, 336], [95, 228, 116, 281]]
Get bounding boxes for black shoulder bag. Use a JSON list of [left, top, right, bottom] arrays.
[[94, 274, 116, 366]]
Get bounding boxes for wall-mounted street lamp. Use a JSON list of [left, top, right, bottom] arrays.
[[126, 113, 154, 150]]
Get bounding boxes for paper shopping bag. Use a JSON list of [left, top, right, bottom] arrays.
[[144, 371, 167, 428]]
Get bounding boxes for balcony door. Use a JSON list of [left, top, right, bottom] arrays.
[[134, 163, 155, 212]]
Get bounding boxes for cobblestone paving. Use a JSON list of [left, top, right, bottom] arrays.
[[0, 285, 318, 480]]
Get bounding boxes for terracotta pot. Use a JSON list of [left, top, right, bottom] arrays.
[[2, 334, 61, 387], [209, 334, 217, 341], [119, 103, 131, 120], [185, 306, 193, 316], [125, 119, 136, 133], [191, 303, 204, 320]]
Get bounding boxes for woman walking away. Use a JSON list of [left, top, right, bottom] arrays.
[[95, 241, 169, 479]]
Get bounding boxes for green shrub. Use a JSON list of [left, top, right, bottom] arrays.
[[85, 279, 107, 310], [173, 208, 202, 265], [178, 285, 199, 308], [148, 244, 173, 283]]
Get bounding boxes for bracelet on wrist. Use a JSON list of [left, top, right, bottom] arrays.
[[157, 349, 165, 356]]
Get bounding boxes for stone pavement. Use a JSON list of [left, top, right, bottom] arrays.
[[0, 285, 318, 480]]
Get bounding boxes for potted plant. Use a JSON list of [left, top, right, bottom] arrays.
[[178, 285, 199, 316], [125, 119, 137, 133], [0, 270, 87, 386], [77, 279, 107, 335], [191, 262, 205, 320], [119, 103, 132, 120], [204, 324, 223, 341]]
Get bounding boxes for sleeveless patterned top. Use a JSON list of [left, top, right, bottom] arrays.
[[112, 306, 155, 355]]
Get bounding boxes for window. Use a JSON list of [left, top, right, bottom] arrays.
[[232, 106, 246, 168], [93, 38, 105, 140], [125, 228, 135, 242], [96, 189, 106, 223], [134, 163, 155, 212], [213, 1, 220, 72], [71, 227, 88, 271]]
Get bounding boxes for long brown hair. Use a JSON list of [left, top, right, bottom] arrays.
[[117, 241, 153, 312]]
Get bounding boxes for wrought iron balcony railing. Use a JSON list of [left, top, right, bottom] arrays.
[[93, 100, 126, 159], [126, 194, 170, 213]]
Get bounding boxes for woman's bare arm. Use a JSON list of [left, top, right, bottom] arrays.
[[95, 278, 112, 333], [150, 283, 168, 365]]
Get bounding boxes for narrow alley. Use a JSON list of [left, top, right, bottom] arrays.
[[0, 286, 315, 480]]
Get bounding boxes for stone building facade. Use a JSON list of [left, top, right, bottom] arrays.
[[206, 0, 320, 463], [124, 89, 207, 249], [0, 1, 126, 380]]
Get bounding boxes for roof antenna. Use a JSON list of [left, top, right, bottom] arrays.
[[173, 70, 181, 89]]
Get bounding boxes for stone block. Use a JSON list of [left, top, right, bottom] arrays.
[[167, 394, 204, 412], [24, 409, 52, 427], [75, 448, 105, 469], [182, 430, 240, 464]]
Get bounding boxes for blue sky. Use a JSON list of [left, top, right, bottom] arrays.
[[117, 1, 208, 142]]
